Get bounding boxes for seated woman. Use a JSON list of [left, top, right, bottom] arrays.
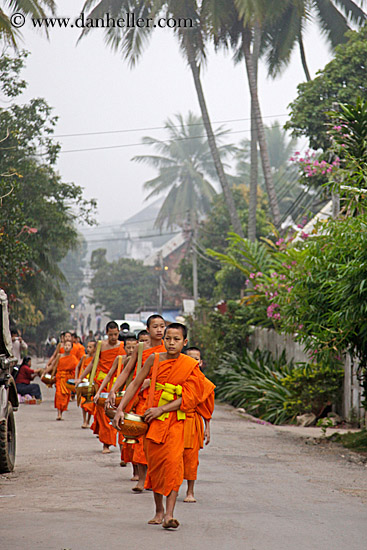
[[16, 357, 43, 402]]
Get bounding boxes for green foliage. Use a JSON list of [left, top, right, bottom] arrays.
[[179, 188, 269, 300], [90, 249, 158, 318], [331, 430, 367, 453], [282, 362, 344, 417], [0, 50, 96, 334], [286, 27, 367, 151], [186, 299, 253, 375], [213, 348, 295, 425]]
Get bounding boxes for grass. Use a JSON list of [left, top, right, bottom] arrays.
[[330, 430, 367, 453]]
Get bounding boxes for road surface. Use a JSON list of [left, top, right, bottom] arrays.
[[1, 380, 367, 549]]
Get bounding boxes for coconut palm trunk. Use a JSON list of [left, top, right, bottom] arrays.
[[185, 39, 245, 238], [242, 30, 281, 227], [248, 23, 261, 242], [298, 35, 311, 82]]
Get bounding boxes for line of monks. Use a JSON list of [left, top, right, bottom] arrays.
[[43, 316, 215, 529]]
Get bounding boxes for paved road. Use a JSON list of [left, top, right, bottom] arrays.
[[1, 383, 367, 550]]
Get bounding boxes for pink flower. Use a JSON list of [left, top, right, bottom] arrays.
[[273, 313, 281, 320], [301, 232, 309, 239], [295, 152, 300, 156], [292, 261, 297, 265], [298, 324, 304, 330], [249, 273, 255, 279], [256, 272, 263, 277]]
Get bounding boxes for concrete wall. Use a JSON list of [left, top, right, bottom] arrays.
[[249, 326, 365, 424]]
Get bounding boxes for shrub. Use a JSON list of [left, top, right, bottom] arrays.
[[282, 362, 344, 417], [213, 348, 295, 424]]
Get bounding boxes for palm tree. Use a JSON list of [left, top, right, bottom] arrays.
[[205, 0, 283, 237], [132, 111, 234, 229], [79, 0, 245, 238], [132, 111, 234, 304], [0, 0, 56, 46], [261, 0, 366, 81]]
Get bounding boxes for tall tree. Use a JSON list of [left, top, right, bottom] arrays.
[[261, 0, 366, 81], [79, 0, 245, 237], [132, 112, 234, 228], [204, 0, 282, 231]]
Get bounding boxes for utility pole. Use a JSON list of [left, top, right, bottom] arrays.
[[192, 222, 199, 306], [158, 252, 163, 314]]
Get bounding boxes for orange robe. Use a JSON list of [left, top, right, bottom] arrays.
[[54, 354, 79, 412], [80, 356, 96, 415], [183, 374, 215, 480], [94, 342, 126, 446], [143, 354, 204, 496], [72, 342, 86, 361], [132, 343, 166, 466], [59, 343, 84, 360]]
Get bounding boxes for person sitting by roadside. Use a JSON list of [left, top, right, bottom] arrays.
[[16, 357, 43, 403]]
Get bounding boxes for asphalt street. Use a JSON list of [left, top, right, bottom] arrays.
[[1, 380, 367, 550]]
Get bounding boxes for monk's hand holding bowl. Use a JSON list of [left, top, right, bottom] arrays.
[[144, 407, 164, 423], [112, 408, 124, 429], [74, 378, 81, 387]]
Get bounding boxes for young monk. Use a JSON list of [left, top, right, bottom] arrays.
[[51, 340, 79, 421], [93, 336, 137, 401], [76, 321, 125, 454], [137, 329, 150, 344], [72, 333, 86, 361], [76, 340, 97, 429], [183, 347, 215, 503], [108, 314, 166, 492], [113, 323, 204, 529], [92, 336, 137, 468]]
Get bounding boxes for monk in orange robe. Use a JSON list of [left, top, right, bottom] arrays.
[[113, 323, 204, 529], [76, 321, 125, 453], [72, 333, 86, 361], [183, 347, 215, 503], [108, 315, 166, 491], [52, 340, 79, 420], [75, 340, 97, 429], [93, 337, 137, 466]]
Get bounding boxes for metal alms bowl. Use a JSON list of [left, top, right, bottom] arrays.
[[41, 373, 56, 387], [118, 412, 148, 444]]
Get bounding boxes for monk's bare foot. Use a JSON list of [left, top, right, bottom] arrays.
[[148, 513, 164, 525], [120, 460, 127, 467], [81, 423, 89, 429], [184, 494, 196, 503], [162, 517, 180, 529], [56, 414, 62, 421], [102, 445, 111, 454], [132, 482, 144, 492], [131, 475, 139, 481]]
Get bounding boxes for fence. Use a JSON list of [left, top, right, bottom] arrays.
[[249, 326, 365, 425]]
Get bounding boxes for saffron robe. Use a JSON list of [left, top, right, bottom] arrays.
[[132, 343, 166, 466], [54, 354, 79, 412], [143, 354, 204, 496], [183, 374, 215, 480], [72, 342, 86, 361], [94, 342, 126, 446]]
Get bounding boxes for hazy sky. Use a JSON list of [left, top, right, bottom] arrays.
[[15, 0, 333, 226]]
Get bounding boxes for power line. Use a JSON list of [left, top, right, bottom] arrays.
[[53, 113, 289, 139], [57, 125, 285, 154]]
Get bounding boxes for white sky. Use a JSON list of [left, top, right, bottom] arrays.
[[15, 0, 333, 225]]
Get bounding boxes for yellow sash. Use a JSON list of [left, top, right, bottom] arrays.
[[96, 371, 108, 382], [155, 382, 186, 421]]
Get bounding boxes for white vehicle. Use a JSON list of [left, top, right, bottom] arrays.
[[114, 319, 146, 337]]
